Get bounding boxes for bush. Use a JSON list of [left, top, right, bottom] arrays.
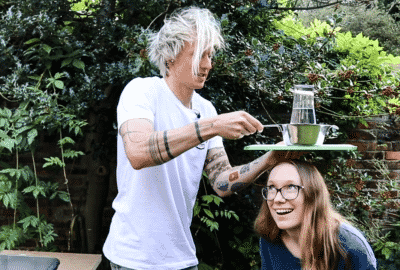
[[298, 5, 400, 56]]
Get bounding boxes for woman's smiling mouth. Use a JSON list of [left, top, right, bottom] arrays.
[[275, 209, 294, 215]]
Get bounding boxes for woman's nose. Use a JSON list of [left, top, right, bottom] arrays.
[[273, 190, 286, 203]]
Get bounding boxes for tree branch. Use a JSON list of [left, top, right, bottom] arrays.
[[146, 0, 172, 30], [270, 1, 341, 11]]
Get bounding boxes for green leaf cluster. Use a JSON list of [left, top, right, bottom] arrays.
[[193, 194, 239, 232]]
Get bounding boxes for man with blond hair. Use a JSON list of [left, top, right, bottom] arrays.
[[103, 6, 298, 270]]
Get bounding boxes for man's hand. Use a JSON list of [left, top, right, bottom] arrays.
[[212, 111, 263, 140], [268, 141, 305, 164]]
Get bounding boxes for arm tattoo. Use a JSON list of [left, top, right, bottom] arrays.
[[228, 171, 239, 182], [206, 160, 229, 187], [149, 132, 164, 165], [163, 130, 174, 159], [194, 122, 205, 143], [231, 182, 249, 192], [240, 164, 250, 174], [204, 149, 225, 167], [216, 180, 229, 191], [120, 119, 153, 142]]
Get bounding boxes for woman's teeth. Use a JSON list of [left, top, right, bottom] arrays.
[[276, 209, 293, 215]]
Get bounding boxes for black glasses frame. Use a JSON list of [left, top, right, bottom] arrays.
[[262, 184, 304, 201]]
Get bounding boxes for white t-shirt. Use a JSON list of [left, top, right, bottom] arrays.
[[103, 77, 223, 269]]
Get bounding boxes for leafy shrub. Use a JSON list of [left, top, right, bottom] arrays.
[[298, 5, 400, 56], [274, 15, 400, 127]]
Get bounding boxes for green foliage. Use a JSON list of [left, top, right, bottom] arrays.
[[321, 153, 400, 268], [193, 192, 239, 232], [299, 5, 400, 56], [0, 100, 81, 250], [2, 0, 400, 267], [274, 15, 400, 123]]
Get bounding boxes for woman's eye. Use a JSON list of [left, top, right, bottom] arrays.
[[287, 185, 297, 190]]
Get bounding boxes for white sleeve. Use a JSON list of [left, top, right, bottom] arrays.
[[117, 78, 156, 130]]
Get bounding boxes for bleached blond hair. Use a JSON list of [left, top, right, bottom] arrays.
[[148, 6, 224, 77]]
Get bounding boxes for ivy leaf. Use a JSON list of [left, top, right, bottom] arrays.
[[63, 149, 84, 159], [54, 72, 64, 80], [72, 59, 85, 71], [212, 195, 223, 206], [27, 128, 38, 145], [43, 157, 65, 168], [193, 201, 200, 216], [54, 80, 64, 89], [0, 130, 8, 139], [202, 195, 213, 204], [252, 37, 258, 47], [57, 191, 70, 202], [203, 209, 214, 219], [61, 58, 73, 68], [24, 38, 40, 45], [58, 137, 75, 146], [42, 44, 52, 54]]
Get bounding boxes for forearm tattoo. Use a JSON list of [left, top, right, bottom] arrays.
[[194, 122, 205, 143], [240, 164, 250, 174], [229, 171, 239, 181], [206, 160, 229, 187], [149, 132, 164, 165], [221, 155, 266, 193], [204, 150, 225, 167], [163, 130, 174, 159]]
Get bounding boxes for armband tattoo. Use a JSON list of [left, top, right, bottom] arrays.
[[163, 130, 174, 160], [194, 122, 205, 143], [149, 132, 164, 165]]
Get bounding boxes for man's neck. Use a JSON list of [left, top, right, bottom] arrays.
[[164, 76, 194, 109]]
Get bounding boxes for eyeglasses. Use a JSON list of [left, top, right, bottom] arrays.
[[262, 184, 304, 201]]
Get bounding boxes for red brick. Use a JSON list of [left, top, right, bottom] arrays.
[[347, 142, 368, 152], [391, 141, 400, 151], [347, 131, 360, 140], [386, 151, 400, 160], [360, 130, 377, 140], [364, 181, 379, 189], [388, 171, 400, 180], [377, 143, 390, 151], [385, 201, 400, 209], [361, 151, 384, 160], [386, 161, 400, 170], [357, 121, 377, 129]]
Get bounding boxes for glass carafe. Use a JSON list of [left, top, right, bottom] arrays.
[[290, 85, 317, 124]]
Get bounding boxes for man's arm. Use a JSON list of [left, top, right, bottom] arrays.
[[204, 146, 300, 197], [120, 111, 263, 170]]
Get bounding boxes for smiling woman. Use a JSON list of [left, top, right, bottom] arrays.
[[254, 161, 377, 270]]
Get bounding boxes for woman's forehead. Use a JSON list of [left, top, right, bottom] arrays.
[[268, 163, 301, 185], [267, 179, 302, 186]]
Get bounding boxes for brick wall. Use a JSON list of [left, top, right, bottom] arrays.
[[345, 116, 400, 215]]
